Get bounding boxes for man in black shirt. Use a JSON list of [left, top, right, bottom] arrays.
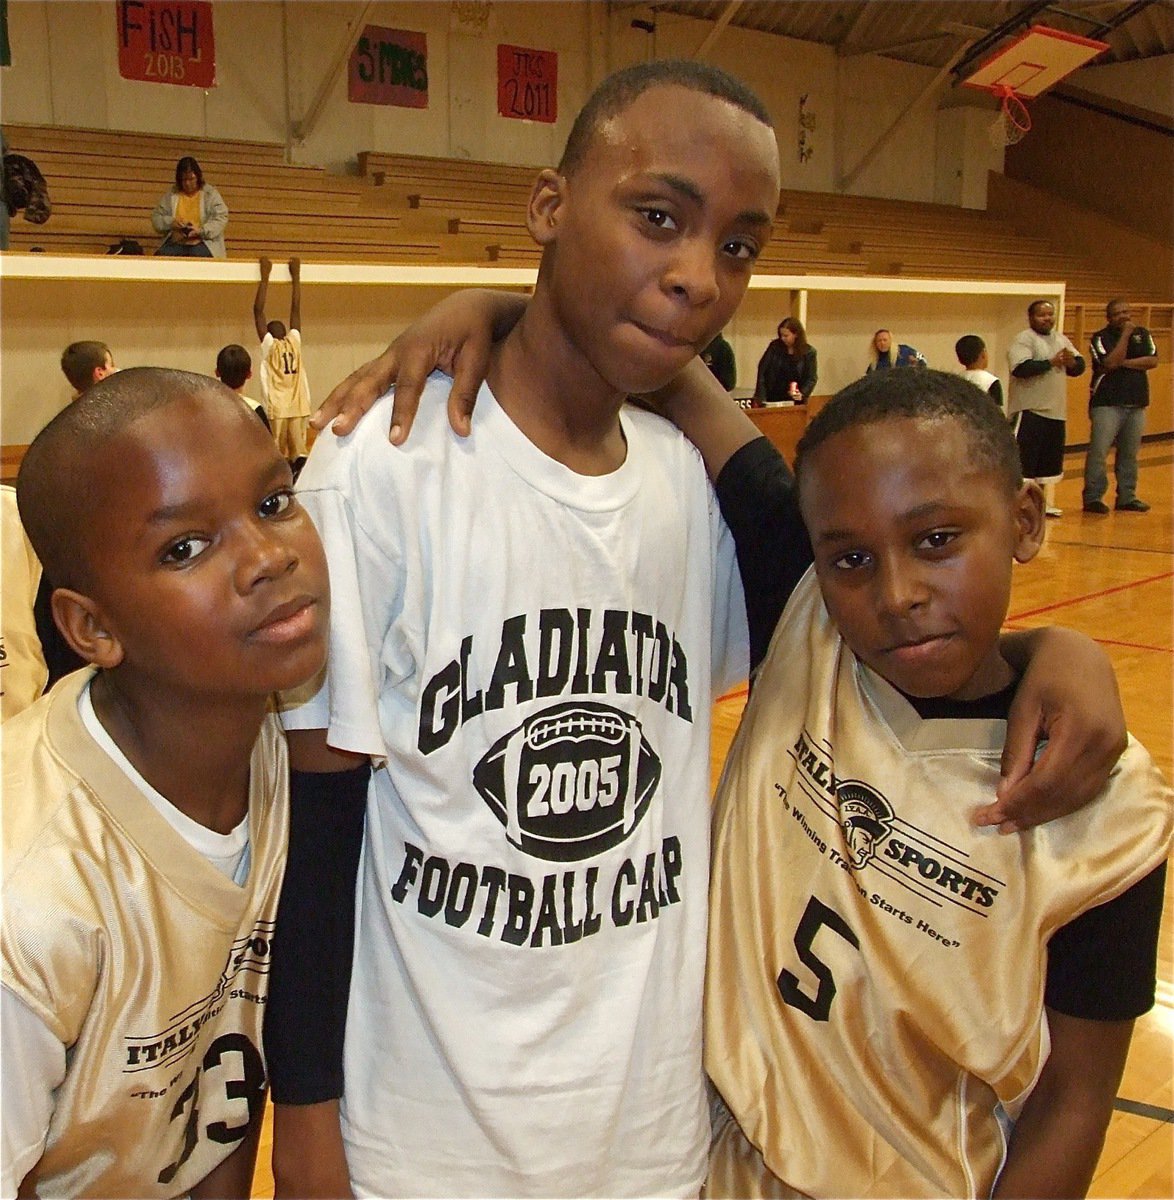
[[1082, 299, 1158, 514]]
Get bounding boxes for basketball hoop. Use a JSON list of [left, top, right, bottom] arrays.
[[989, 85, 1032, 147], [964, 25, 1109, 148]]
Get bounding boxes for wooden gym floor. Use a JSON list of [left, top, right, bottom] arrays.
[[252, 443, 1173, 1199]]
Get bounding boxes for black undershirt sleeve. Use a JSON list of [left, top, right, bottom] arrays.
[[1045, 860, 1168, 1021], [714, 437, 813, 674], [1011, 359, 1053, 379], [263, 761, 370, 1104]]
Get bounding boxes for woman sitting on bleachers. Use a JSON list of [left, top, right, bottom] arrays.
[[151, 156, 228, 258]]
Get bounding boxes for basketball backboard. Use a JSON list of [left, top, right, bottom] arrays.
[[963, 25, 1109, 99]]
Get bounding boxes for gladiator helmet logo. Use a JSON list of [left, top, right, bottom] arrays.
[[835, 781, 894, 869]]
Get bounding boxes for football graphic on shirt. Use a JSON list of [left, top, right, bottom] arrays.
[[473, 701, 661, 861]]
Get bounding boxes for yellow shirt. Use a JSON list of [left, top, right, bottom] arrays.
[[174, 192, 201, 233]]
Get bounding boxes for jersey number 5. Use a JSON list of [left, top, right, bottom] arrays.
[[777, 895, 860, 1022]]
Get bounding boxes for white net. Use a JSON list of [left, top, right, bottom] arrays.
[[989, 109, 1026, 147], [988, 93, 1031, 148]]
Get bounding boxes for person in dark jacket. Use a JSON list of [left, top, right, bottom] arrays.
[[754, 317, 817, 405]]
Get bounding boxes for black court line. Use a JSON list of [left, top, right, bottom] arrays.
[[1113, 1096, 1174, 1123], [1046, 539, 1174, 557]]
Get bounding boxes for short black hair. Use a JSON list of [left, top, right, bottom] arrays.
[[60, 341, 111, 393], [1027, 298, 1054, 318], [1105, 297, 1128, 317], [954, 334, 985, 368], [795, 368, 1022, 497], [18, 367, 234, 590], [217, 343, 252, 389], [557, 59, 773, 177]]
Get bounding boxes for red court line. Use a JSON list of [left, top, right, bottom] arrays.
[[717, 569, 1174, 704], [1008, 570, 1174, 622], [1002, 625, 1172, 655]]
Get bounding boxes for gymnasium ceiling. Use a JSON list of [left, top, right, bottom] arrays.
[[629, 2, 1174, 74]]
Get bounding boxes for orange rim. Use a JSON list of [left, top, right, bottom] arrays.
[[994, 85, 1032, 133]]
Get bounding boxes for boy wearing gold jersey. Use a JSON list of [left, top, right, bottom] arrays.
[[704, 368, 1171, 1198], [2, 370, 331, 1197]]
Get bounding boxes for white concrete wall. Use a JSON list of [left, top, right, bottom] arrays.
[[2, 0, 950, 197]]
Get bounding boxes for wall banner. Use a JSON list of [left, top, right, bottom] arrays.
[[116, 1, 215, 88], [349, 26, 429, 108], [497, 44, 556, 123]]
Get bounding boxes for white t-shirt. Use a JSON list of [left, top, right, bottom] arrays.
[[281, 374, 749, 1197], [1007, 328, 1079, 420], [961, 367, 1002, 405]]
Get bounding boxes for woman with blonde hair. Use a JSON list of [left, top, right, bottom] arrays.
[[866, 328, 926, 372]]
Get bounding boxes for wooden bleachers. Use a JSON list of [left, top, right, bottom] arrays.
[[4, 123, 1170, 306]]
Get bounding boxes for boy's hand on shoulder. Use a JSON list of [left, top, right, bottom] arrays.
[[312, 289, 525, 444], [976, 628, 1126, 832]]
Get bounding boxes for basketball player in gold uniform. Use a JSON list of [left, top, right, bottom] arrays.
[[3, 371, 330, 1197], [705, 370, 1171, 1197]]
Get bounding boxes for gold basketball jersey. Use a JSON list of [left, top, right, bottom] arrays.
[[706, 572, 1173, 1198], [2, 671, 289, 1197], [260, 330, 310, 421]]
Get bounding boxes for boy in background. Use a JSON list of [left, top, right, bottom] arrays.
[[954, 333, 1003, 406], [0, 484, 47, 720], [41, 340, 120, 686], [254, 257, 311, 468], [3, 368, 331, 1197], [704, 369, 1170, 1198], [216, 342, 272, 431], [59, 340, 115, 398]]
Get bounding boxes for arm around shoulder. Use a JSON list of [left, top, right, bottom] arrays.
[[980, 627, 1126, 831]]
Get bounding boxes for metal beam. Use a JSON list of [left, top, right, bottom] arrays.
[[1086, 0, 1155, 38], [835, 0, 879, 55], [693, 0, 742, 60], [950, 0, 1054, 82], [838, 40, 974, 193], [837, 29, 956, 60], [293, 0, 375, 143]]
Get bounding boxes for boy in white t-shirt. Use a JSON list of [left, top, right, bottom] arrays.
[[268, 59, 781, 1199], [955, 333, 1003, 407]]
